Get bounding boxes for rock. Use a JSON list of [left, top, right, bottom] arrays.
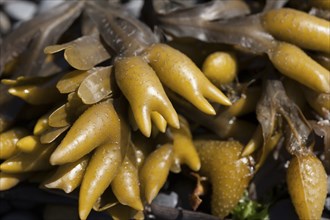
[[152, 191, 179, 208], [0, 11, 11, 34], [325, 197, 330, 212], [4, 0, 37, 21], [123, 0, 144, 18]]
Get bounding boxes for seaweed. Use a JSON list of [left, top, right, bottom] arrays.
[[0, 1, 329, 220]]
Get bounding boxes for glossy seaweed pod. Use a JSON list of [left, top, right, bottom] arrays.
[[140, 144, 173, 204], [3, 74, 64, 105], [17, 135, 47, 152], [287, 152, 327, 220], [156, 3, 330, 93], [33, 112, 52, 135], [79, 101, 129, 220], [0, 141, 56, 173], [304, 89, 330, 118], [114, 56, 179, 137], [0, 127, 29, 159], [262, 8, 330, 53], [50, 101, 119, 165], [0, 172, 28, 191], [268, 42, 330, 93], [202, 51, 237, 86], [111, 145, 143, 211], [143, 43, 232, 115], [167, 86, 259, 143], [194, 140, 252, 219], [80, 140, 123, 220], [43, 155, 90, 193], [169, 115, 201, 173]]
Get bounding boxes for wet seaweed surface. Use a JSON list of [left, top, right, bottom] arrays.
[[0, 0, 329, 220]]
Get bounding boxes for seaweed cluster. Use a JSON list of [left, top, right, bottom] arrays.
[[0, 0, 329, 219]]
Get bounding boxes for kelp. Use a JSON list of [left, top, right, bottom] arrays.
[[202, 51, 237, 86], [39, 125, 69, 144], [256, 77, 313, 157], [287, 153, 327, 220], [85, 0, 158, 56], [0, 127, 29, 159], [194, 140, 252, 219], [0, 172, 29, 191], [157, 6, 275, 54], [55, 70, 89, 94], [156, 2, 330, 93], [2, 74, 64, 105], [167, 85, 258, 143], [0, 1, 84, 77], [44, 34, 110, 71], [77, 66, 114, 104], [0, 1, 328, 220], [153, 0, 250, 20]]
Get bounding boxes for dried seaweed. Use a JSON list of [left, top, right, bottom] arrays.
[[0, 1, 84, 77], [77, 66, 114, 104], [56, 70, 89, 94], [44, 34, 110, 71], [154, 0, 250, 20], [256, 77, 313, 156], [85, 1, 157, 56], [39, 126, 69, 144], [156, 2, 275, 54]]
